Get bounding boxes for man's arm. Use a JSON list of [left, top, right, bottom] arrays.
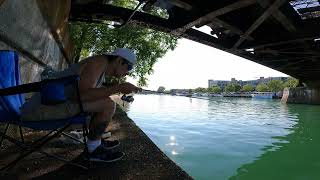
[[79, 83, 140, 102], [79, 85, 119, 102]]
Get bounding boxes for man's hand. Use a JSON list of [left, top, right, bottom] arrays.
[[117, 82, 141, 94]]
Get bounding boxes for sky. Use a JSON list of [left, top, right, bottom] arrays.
[[128, 27, 288, 91]]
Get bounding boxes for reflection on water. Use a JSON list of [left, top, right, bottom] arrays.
[[230, 105, 320, 180], [127, 95, 320, 180]]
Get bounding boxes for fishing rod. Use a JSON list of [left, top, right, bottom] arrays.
[[140, 89, 156, 92]]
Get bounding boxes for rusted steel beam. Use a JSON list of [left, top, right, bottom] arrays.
[[240, 37, 319, 50], [168, 0, 192, 10], [254, 50, 320, 56], [278, 59, 309, 70], [70, 3, 173, 31], [207, 18, 254, 41], [172, 0, 256, 36], [232, 0, 287, 49], [258, 56, 320, 62], [70, 3, 320, 81], [256, 0, 296, 32], [71, 3, 246, 59], [284, 67, 320, 72], [298, 6, 320, 14], [181, 29, 260, 63]]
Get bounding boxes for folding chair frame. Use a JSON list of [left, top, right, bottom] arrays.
[[0, 123, 89, 171], [0, 75, 91, 171]]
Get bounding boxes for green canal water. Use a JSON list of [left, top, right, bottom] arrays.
[[127, 94, 320, 180]]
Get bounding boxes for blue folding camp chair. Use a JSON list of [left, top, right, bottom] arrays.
[[0, 50, 90, 171]]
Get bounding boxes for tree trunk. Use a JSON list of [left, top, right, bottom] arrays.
[[74, 25, 89, 63]]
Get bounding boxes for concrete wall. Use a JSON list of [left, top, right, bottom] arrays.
[[281, 87, 320, 105], [0, 0, 72, 83]]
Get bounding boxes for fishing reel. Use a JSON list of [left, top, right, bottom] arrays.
[[121, 94, 134, 103]]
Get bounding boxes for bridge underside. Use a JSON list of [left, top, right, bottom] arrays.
[[70, 0, 320, 87]]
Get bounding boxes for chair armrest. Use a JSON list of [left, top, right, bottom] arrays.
[[0, 75, 80, 96], [1, 75, 84, 113], [45, 75, 80, 86]]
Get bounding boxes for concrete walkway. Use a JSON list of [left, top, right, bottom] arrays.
[[0, 108, 193, 179]]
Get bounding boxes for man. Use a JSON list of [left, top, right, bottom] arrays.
[[21, 48, 140, 162]]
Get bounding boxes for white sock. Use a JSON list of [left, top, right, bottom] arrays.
[[87, 139, 101, 153]]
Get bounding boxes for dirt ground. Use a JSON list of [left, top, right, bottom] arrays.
[[0, 108, 193, 180]]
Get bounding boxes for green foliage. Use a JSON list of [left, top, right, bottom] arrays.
[[256, 83, 269, 92], [157, 86, 165, 93], [69, 0, 178, 87], [267, 80, 284, 92], [235, 84, 241, 92], [112, 0, 169, 18], [242, 84, 254, 92], [111, 0, 137, 8], [195, 87, 207, 93], [208, 86, 222, 93], [103, 76, 126, 86], [225, 84, 234, 92], [283, 77, 299, 88], [225, 83, 241, 92]]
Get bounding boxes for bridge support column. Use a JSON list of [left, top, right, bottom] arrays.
[[281, 87, 320, 105]]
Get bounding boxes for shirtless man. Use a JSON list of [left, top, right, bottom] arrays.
[[22, 48, 140, 162]]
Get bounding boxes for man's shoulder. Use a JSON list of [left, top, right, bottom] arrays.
[[83, 55, 108, 65]]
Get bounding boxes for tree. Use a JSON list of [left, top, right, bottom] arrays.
[[208, 86, 222, 93], [69, 0, 178, 86], [225, 84, 235, 92], [267, 80, 284, 92], [242, 84, 254, 92], [225, 83, 241, 92], [234, 84, 241, 92], [195, 87, 207, 93], [283, 77, 299, 88], [157, 86, 165, 93], [256, 83, 269, 92]]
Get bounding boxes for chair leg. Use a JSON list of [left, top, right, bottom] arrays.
[[18, 126, 24, 143], [0, 129, 88, 170], [0, 124, 71, 171], [0, 124, 10, 147], [62, 132, 84, 144], [82, 123, 90, 168], [82, 124, 88, 154]]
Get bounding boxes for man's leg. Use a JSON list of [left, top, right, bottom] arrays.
[[84, 98, 116, 140], [78, 91, 124, 162], [82, 97, 116, 152]]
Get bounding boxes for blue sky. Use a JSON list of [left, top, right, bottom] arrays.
[[128, 27, 288, 90]]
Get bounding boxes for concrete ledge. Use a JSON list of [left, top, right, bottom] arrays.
[[0, 108, 192, 179], [282, 87, 320, 105]]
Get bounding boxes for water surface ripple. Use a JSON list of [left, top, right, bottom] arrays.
[[127, 95, 320, 180]]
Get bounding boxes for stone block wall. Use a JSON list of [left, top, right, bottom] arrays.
[[0, 0, 72, 83], [282, 87, 320, 105]]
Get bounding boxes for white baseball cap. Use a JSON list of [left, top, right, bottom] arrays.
[[105, 48, 137, 65]]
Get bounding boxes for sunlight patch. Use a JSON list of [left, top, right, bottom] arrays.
[[192, 25, 218, 38], [290, 0, 320, 19]]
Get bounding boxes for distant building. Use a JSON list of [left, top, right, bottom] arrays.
[[208, 77, 289, 90], [208, 80, 229, 90], [170, 89, 190, 95]]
